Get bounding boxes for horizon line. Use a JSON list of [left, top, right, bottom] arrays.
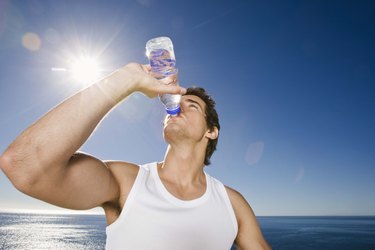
[[0, 208, 104, 215], [1, 208, 374, 217]]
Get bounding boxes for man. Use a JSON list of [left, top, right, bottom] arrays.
[[0, 63, 271, 249]]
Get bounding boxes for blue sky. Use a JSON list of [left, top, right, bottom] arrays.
[[0, 0, 374, 216]]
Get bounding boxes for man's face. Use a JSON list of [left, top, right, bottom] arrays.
[[163, 95, 209, 143]]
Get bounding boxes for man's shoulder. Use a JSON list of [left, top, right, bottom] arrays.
[[222, 187, 272, 249], [223, 185, 254, 220], [224, 185, 246, 203], [105, 160, 139, 177], [104, 161, 140, 192], [206, 177, 247, 207]]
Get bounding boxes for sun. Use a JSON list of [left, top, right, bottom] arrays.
[[70, 56, 100, 84]]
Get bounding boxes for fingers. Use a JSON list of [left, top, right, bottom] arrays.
[[158, 75, 177, 85], [157, 74, 185, 93], [138, 63, 186, 96], [157, 83, 186, 95]]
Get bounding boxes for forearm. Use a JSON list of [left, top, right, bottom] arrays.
[[0, 68, 134, 184]]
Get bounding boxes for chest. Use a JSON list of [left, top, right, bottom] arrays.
[[114, 197, 236, 250]]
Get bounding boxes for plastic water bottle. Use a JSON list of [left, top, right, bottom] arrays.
[[146, 37, 181, 116]]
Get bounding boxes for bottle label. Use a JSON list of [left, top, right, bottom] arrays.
[[149, 49, 177, 79]]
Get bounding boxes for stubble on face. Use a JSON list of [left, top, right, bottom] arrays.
[[163, 115, 186, 143]]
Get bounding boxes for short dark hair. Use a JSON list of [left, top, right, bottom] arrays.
[[184, 87, 220, 166]]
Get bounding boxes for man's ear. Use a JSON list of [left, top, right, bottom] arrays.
[[206, 127, 219, 140]]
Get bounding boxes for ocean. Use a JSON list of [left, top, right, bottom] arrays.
[[259, 216, 375, 250], [0, 212, 374, 249], [0, 212, 106, 250]]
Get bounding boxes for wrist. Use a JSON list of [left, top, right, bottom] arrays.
[[96, 67, 137, 104]]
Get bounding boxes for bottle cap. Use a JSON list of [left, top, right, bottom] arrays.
[[166, 106, 181, 116]]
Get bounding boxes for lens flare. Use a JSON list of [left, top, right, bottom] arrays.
[[245, 141, 265, 165], [22, 32, 42, 51]]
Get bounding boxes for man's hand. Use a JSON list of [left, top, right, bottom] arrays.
[[112, 63, 186, 99]]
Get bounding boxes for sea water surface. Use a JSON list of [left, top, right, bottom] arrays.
[[259, 216, 375, 250], [0, 212, 106, 250], [0, 212, 375, 249]]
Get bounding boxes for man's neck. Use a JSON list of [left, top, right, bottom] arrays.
[[159, 143, 206, 186]]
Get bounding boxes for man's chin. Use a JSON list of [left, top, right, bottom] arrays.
[[163, 125, 185, 141]]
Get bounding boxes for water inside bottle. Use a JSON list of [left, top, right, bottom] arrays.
[[149, 49, 177, 79]]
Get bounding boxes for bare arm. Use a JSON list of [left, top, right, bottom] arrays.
[[0, 63, 184, 210], [226, 186, 272, 250]]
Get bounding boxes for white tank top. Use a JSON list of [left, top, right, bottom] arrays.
[[105, 162, 238, 250]]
